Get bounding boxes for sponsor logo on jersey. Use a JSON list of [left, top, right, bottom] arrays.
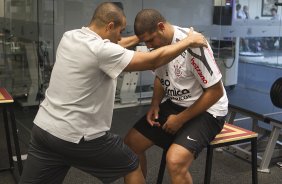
[[187, 48, 213, 76], [160, 78, 191, 101], [190, 57, 208, 84]]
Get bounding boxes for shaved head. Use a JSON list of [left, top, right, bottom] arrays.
[[134, 9, 166, 36], [91, 2, 125, 27]]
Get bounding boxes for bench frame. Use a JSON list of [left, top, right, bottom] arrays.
[[227, 104, 282, 173], [156, 123, 258, 184], [204, 136, 257, 184]]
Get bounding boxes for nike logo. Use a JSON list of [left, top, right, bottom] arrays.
[[187, 136, 197, 142]]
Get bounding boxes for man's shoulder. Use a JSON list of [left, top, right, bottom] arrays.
[[63, 28, 83, 36], [62, 28, 89, 42], [173, 26, 189, 43], [174, 26, 189, 35]]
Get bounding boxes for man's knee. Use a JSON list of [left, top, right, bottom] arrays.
[[166, 145, 194, 172], [124, 129, 153, 154], [124, 129, 139, 149]]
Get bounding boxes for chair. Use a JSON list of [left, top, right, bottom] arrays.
[[156, 123, 258, 184], [0, 88, 23, 177]]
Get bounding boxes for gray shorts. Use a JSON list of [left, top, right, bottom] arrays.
[[134, 99, 225, 158], [19, 125, 138, 184]]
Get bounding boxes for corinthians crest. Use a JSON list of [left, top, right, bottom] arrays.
[[173, 63, 185, 78]]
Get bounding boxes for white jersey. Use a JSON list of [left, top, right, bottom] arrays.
[[155, 26, 228, 117], [34, 27, 134, 143]]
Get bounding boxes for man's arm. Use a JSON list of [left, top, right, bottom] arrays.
[[151, 77, 166, 108], [146, 77, 165, 126], [118, 35, 140, 48], [124, 28, 206, 72], [172, 81, 223, 126], [162, 81, 224, 133]]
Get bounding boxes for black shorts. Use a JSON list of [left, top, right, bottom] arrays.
[[19, 125, 138, 184], [133, 99, 225, 158]]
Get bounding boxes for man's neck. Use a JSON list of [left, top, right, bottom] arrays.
[[88, 24, 107, 40], [165, 23, 175, 44]]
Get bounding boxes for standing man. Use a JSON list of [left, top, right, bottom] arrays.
[[236, 4, 245, 19], [270, 8, 280, 20], [236, 4, 251, 51], [19, 2, 206, 184], [124, 9, 228, 184], [243, 5, 249, 19]]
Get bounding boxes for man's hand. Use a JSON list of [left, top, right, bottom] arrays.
[[146, 105, 161, 127], [162, 114, 183, 134], [187, 27, 207, 48]]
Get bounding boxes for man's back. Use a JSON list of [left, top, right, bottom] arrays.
[[34, 27, 134, 143]]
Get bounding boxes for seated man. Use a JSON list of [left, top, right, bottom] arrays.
[[124, 9, 228, 184]]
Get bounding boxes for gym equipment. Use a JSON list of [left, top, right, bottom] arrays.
[[225, 78, 282, 173], [115, 46, 154, 107], [270, 77, 282, 108]]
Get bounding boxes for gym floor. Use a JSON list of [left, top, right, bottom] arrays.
[[0, 103, 281, 184]]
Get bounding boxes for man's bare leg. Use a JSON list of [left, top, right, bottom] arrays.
[[124, 128, 154, 178], [124, 165, 145, 184], [138, 153, 148, 177], [166, 144, 194, 184]]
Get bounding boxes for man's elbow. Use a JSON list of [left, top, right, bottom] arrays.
[[150, 62, 159, 70], [213, 82, 224, 100], [217, 90, 224, 100], [217, 84, 224, 99]]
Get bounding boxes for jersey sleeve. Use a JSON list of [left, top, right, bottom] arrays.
[[97, 41, 134, 79], [187, 44, 222, 88], [154, 67, 162, 78]]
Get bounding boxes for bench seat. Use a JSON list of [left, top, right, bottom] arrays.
[[157, 123, 258, 184]]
